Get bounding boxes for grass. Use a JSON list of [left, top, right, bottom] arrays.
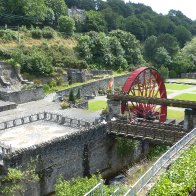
[[174, 78, 196, 83], [165, 83, 193, 90], [173, 93, 196, 101], [88, 100, 107, 111], [167, 108, 184, 120], [166, 90, 174, 95]]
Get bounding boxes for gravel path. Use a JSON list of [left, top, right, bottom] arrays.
[[167, 86, 196, 98], [0, 94, 104, 122]]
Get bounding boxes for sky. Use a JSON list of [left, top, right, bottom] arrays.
[[124, 0, 196, 20]]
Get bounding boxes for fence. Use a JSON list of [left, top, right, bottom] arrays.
[[124, 128, 196, 195], [0, 112, 92, 161], [84, 180, 104, 196]]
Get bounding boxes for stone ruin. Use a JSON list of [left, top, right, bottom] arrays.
[[0, 62, 44, 109]]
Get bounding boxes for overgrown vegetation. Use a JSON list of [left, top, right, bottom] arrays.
[[116, 138, 138, 159], [149, 145, 196, 196], [0, 162, 39, 195], [55, 175, 116, 196]]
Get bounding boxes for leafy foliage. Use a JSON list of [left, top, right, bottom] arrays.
[[0, 29, 18, 41], [77, 30, 143, 70], [116, 138, 138, 159], [58, 15, 75, 35], [149, 145, 196, 196], [55, 175, 115, 196], [0, 162, 39, 196], [69, 89, 75, 103]]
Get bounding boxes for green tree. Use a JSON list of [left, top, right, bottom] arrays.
[[76, 89, 81, 99], [84, 11, 107, 32], [109, 30, 144, 65], [69, 90, 75, 103], [157, 34, 179, 57], [76, 35, 92, 61], [143, 35, 157, 61], [46, 0, 68, 25], [159, 65, 169, 80], [101, 7, 121, 31], [174, 25, 192, 48], [125, 16, 147, 41], [0, 0, 48, 24], [154, 47, 172, 66], [58, 15, 75, 35]]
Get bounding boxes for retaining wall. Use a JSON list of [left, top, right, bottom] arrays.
[[57, 74, 129, 98], [0, 86, 44, 104], [2, 121, 146, 195]]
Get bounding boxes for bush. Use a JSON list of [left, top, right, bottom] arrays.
[[64, 57, 88, 69], [0, 29, 18, 41], [0, 48, 12, 59], [56, 77, 64, 86], [58, 15, 75, 36], [42, 27, 55, 39], [60, 101, 70, 109], [48, 80, 57, 88], [43, 84, 50, 93], [33, 79, 42, 86], [55, 175, 115, 196], [76, 89, 81, 99], [31, 27, 42, 39], [169, 70, 177, 78], [69, 90, 75, 103]]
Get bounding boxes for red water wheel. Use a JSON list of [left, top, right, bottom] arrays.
[[121, 67, 167, 122]]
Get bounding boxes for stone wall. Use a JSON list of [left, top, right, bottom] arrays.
[[0, 86, 44, 104], [57, 74, 129, 98], [181, 73, 196, 79], [90, 70, 113, 76], [3, 123, 146, 195], [67, 69, 93, 84]]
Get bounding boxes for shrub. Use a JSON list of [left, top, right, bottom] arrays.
[[0, 48, 12, 59], [43, 84, 50, 93], [31, 27, 42, 39], [58, 15, 75, 36], [64, 57, 88, 69], [169, 70, 177, 78], [55, 175, 115, 196], [42, 27, 55, 39], [56, 77, 64, 86], [48, 80, 57, 88], [60, 101, 70, 109], [76, 89, 81, 99], [0, 29, 18, 41], [69, 90, 75, 103], [33, 79, 42, 86]]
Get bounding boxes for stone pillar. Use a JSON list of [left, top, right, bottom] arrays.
[[107, 99, 121, 120], [184, 108, 196, 131]]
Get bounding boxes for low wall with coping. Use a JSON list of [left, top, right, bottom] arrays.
[[57, 74, 129, 98], [0, 86, 44, 104], [181, 73, 196, 79]]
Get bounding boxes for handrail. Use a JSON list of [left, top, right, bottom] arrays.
[[84, 179, 103, 196], [124, 128, 196, 196]]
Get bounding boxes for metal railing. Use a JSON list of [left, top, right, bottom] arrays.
[[124, 128, 196, 196], [84, 180, 104, 196]]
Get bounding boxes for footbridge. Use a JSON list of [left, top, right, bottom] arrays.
[[107, 119, 186, 145]]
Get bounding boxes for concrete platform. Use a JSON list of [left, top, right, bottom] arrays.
[[0, 121, 80, 151], [0, 100, 17, 112]]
